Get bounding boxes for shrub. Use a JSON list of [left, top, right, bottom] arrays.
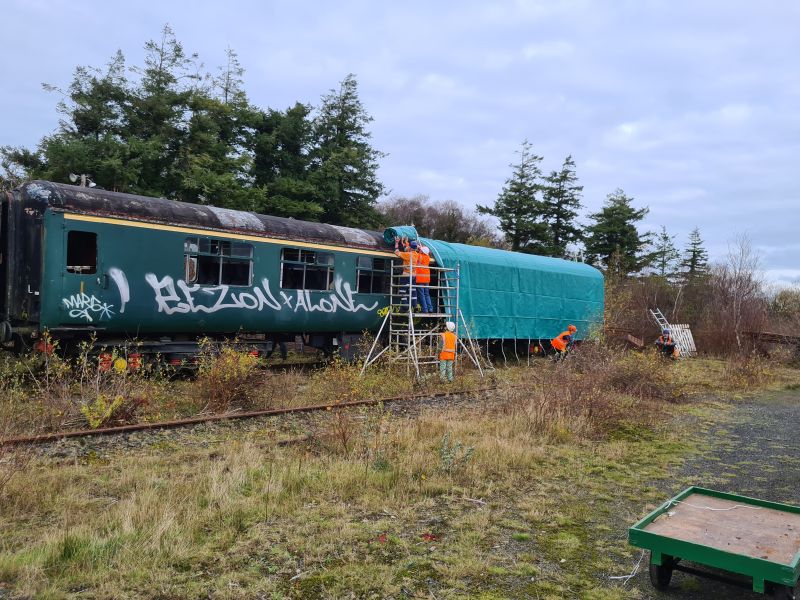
[[196, 341, 263, 412]]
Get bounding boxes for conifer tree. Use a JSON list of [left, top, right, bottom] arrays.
[[681, 227, 709, 279], [311, 74, 385, 227], [651, 225, 680, 279], [477, 140, 547, 253], [584, 189, 651, 274], [175, 47, 266, 210], [251, 103, 322, 220], [2, 50, 133, 190], [541, 154, 583, 257]]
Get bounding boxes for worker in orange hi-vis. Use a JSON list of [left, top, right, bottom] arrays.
[[393, 236, 419, 312], [439, 321, 457, 382], [551, 324, 577, 357], [416, 246, 435, 313]]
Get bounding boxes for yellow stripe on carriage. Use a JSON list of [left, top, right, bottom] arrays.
[[62, 213, 394, 257]]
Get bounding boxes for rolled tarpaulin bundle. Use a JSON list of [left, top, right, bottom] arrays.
[[383, 225, 420, 246]]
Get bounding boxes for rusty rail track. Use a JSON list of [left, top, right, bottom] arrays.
[[1, 385, 504, 447]]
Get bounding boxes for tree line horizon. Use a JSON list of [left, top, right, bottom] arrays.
[[1, 25, 708, 281]]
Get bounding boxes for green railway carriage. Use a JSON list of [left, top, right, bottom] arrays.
[[0, 181, 393, 356], [0, 181, 604, 360]]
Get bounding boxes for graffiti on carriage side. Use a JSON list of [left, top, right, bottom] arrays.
[[108, 267, 130, 313], [144, 274, 379, 316], [62, 294, 115, 322]]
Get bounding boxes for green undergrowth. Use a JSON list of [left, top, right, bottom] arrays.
[[1, 356, 798, 598]]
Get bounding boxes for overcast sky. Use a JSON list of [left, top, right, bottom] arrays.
[[3, 0, 799, 286]]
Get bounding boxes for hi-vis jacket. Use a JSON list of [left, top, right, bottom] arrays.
[[551, 330, 572, 352], [439, 331, 457, 360], [416, 252, 433, 284], [394, 247, 419, 276]]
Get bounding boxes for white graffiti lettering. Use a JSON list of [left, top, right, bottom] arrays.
[[108, 267, 130, 313], [62, 293, 115, 322], [144, 274, 379, 316]]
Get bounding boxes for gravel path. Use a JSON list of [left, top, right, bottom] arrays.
[[634, 388, 800, 599]]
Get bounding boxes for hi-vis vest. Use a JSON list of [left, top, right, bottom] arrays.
[[394, 249, 419, 275], [416, 252, 431, 284], [551, 330, 571, 352], [439, 331, 457, 360]]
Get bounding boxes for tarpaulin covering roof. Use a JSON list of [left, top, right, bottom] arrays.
[[384, 226, 604, 340]]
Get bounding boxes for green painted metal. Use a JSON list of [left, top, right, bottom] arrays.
[[629, 486, 800, 593], [40, 212, 387, 335]]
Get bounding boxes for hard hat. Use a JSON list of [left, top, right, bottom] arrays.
[[663, 329, 670, 334], [568, 324, 577, 332], [421, 246, 430, 255], [409, 241, 418, 249], [445, 321, 455, 331]]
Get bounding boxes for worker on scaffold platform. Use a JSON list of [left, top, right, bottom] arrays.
[[394, 235, 419, 312]]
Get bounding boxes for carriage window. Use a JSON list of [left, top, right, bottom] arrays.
[[184, 237, 253, 286], [357, 256, 390, 294], [281, 248, 334, 290], [66, 231, 97, 274]]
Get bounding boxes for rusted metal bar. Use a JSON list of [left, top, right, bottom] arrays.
[[0, 386, 501, 447]]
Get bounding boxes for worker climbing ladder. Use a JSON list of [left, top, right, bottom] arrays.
[[361, 259, 487, 379], [649, 308, 697, 357]]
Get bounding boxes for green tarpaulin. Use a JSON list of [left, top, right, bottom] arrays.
[[383, 225, 420, 245], [383, 227, 604, 340]]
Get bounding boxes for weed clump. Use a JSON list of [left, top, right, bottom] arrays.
[[504, 343, 674, 441], [723, 354, 771, 389], [195, 340, 264, 412]]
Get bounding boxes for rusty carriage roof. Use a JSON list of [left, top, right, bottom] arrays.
[[15, 181, 388, 251]]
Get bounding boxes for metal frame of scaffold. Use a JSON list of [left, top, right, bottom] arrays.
[[361, 257, 487, 379]]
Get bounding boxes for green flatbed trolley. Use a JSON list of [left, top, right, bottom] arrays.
[[629, 487, 800, 599]]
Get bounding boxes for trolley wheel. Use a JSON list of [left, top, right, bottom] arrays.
[[773, 584, 797, 600], [648, 552, 674, 590]]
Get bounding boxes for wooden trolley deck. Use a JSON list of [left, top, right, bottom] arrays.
[[629, 487, 800, 598]]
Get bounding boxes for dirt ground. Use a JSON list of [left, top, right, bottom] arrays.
[[632, 388, 800, 599]]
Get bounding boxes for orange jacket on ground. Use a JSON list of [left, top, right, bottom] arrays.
[[416, 252, 432, 284], [439, 331, 457, 360], [394, 248, 419, 275], [551, 330, 571, 352]]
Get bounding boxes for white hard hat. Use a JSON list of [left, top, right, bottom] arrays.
[[421, 246, 430, 255], [445, 321, 455, 331]]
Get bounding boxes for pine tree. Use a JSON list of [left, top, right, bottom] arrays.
[[541, 155, 583, 257], [125, 24, 198, 198], [2, 50, 134, 190], [651, 225, 680, 279], [476, 140, 547, 253], [174, 48, 266, 210], [584, 189, 651, 274], [680, 227, 709, 279], [251, 103, 323, 220], [311, 74, 385, 227]]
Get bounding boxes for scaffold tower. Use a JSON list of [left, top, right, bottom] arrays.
[[361, 258, 487, 379]]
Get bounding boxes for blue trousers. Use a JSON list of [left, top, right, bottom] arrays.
[[418, 285, 433, 313], [398, 276, 417, 311]]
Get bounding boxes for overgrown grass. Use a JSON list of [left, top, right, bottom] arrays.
[[1, 347, 799, 598]]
